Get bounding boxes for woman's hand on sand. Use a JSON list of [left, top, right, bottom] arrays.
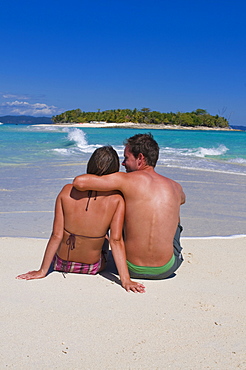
[[122, 280, 146, 293], [16, 270, 46, 280]]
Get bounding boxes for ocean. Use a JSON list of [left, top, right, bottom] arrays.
[[1, 124, 246, 238], [1, 124, 246, 174]]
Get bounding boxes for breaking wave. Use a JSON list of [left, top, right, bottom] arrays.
[[53, 128, 100, 156], [159, 144, 228, 159]]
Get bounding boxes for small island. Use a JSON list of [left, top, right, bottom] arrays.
[[52, 108, 230, 129]]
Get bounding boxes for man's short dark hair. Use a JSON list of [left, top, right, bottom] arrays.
[[124, 133, 159, 167], [87, 146, 119, 175]]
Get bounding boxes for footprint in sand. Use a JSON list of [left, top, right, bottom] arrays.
[[184, 252, 193, 264]]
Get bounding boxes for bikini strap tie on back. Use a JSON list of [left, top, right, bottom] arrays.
[[85, 190, 97, 211], [66, 233, 76, 251]]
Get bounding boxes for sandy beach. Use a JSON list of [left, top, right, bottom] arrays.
[[1, 166, 246, 368], [1, 235, 245, 369], [34, 122, 237, 130], [1, 165, 245, 369]]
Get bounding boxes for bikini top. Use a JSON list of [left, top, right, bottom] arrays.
[[62, 190, 107, 274], [64, 189, 107, 250]]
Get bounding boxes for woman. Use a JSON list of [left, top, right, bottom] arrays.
[[16, 146, 145, 293]]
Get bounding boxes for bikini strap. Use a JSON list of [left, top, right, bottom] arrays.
[[66, 233, 76, 250], [85, 190, 97, 211], [64, 232, 76, 274], [64, 228, 106, 240]]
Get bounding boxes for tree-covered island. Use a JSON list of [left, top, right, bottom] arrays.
[[52, 108, 229, 128]]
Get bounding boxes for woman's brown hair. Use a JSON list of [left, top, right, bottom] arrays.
[[87, 146, 119, 176]]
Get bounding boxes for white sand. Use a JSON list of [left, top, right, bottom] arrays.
[[33, 122, 235, 130], [1, 236, 245, 369], [34, 122, 138, 128]]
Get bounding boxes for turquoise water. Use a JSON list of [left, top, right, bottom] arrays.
[[1, 124, 246, 238], [0, 124, 246, 175]]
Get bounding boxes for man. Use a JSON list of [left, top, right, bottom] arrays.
[[73, 133, 186, 279]]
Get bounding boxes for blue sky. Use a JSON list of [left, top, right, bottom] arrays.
[[0, 0, 246, 125]]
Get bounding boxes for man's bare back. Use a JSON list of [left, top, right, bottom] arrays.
[[119, 168, 184, 266]]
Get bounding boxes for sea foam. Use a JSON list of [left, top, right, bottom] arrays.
[[159, 144, 228, 159], [227, 157, 246, 164], [52, 128, 101, 156], [194, 144, 228, 157], [64, 128, 88, 149]]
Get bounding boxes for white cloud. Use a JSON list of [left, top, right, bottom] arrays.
[[2, 94, 29, 100], [0, 100, 58, 116], [4, 101, 29, 106]]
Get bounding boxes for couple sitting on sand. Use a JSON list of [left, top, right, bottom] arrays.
[[17, 133, 186, 293]]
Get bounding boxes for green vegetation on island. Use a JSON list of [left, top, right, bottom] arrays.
[[52, 108, 229, 128]]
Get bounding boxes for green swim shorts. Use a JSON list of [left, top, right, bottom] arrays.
[[126, 224, 184, 280]]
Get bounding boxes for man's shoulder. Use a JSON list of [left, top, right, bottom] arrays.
[[158, 175, 184, 198], [123, 170, 149, 182], [109, 171, 137, 184], [160, 174, 183, 190]]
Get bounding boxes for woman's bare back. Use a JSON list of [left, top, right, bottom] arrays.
[[57, 184, 123, 264]]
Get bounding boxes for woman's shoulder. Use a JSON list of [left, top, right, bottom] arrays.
[[99, 190, 124, 198], [108, 191, 125, 209], [97, 190, 124, 208], [58, 184, 79, 198], [60, 183, 73, 193]]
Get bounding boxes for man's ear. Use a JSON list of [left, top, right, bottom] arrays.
[[137, 153, 145, 166]]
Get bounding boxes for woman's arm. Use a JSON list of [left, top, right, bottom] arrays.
[[109, 197, 145, 293], [16, 190, 65, 280]]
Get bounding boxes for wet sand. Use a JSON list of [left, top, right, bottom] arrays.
[[0, 164, 245, 238]]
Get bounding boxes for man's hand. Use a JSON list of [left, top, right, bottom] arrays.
[[16, 270, 46, 280], [122, 280, 146, 293]]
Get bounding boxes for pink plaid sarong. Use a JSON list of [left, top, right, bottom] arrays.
[[53, 253, 102, 275]]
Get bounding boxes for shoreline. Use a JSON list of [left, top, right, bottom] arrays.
[[1, 165, 245, 239], [4, 234, 246, 241], [33, 122, 239, 131]]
